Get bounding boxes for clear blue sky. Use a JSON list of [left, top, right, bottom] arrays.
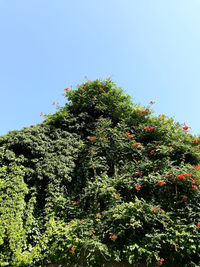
[[1, 0, 200, 136]]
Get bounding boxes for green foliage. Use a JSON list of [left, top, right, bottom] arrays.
[[0, 79, 200, 266]]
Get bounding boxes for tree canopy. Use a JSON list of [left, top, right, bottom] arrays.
[[0, 79, 200, 266]]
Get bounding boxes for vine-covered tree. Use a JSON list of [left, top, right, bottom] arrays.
[[0, 79, 200, 266]]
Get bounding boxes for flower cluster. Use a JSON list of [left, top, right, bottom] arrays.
[[157, 258, 164, 266], [157, 181, 166, 186], [144, 126, 154, 132], [177, 173, 191, 179]]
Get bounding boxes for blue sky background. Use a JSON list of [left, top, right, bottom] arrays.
[[0, 0, 200, 136]]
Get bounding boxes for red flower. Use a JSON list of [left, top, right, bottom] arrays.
[[183, 122, 191, 130], [109, 235, 116, 240], [153, 207, 157, 211], [183, 196, 188, 201], [157, 258, 164, 266], [149, 127, 154, 132], [128, 135, 133, 139], [177, 174, 184, 180], [150, 150, 154, 155], [159, 114, 165, 118], [183, 173, 191, 177], [40, 112, 44, 116], [169, 146, 174, 152], [144, 126, 149, 131], [192, 185, 198, 190], [69, 246, 76, 253], [149, 101, 155, 104], [194, 165, 200, 170], [80, 219, 84, 223], [74, 201, 77, 204], [90, 136, 96, 141], [64, 87, 69, 91], [136, 185, 141, 191], [197, 223, 200, 228], [99, 87, 105, 93], [167, 174, 173, 178], [192, 179, 198, 184], [193, 138, 199, 144], [141, 109, 149, 114], [157, 181, 166, 186]]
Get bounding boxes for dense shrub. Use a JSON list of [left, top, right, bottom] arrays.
[[0, 79, 200, 266]]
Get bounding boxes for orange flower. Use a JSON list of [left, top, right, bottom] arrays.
[[141, 109, 148, 114], [90, 136, 96, 141], [99, 87, 105, 93], [196, 146, 199, 150], [157, 181, 166, 186], [169, 146, 174, 152], [194, 165, 200, 170], [94, 95, 97, 99], [96, 213, 101, 218], [80, 219, 84, 223], [128, 135, 133, 139], [136, 185, 141, 191], [113, 193, 120, 198], [64, 87, 69, 91], [144, 126, 149, 131], [193, 138, 198, 144], [134, 142, 141, 146], [40, 112, 44, 116], [161, 210, 165, 214]]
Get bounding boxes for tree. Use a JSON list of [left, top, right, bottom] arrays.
[[0, 79, 200, 266]]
